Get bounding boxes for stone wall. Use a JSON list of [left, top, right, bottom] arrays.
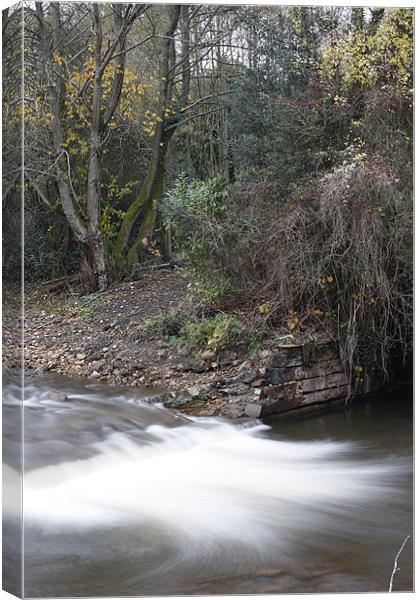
[[259, 341, 382, 418], [146, 341, 382, 419]]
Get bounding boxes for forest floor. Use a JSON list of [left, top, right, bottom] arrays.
[[3, 268, 278, 415]]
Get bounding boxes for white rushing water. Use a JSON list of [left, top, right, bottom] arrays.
[[7, 417, 407, 560], [3, 373, 413, 595]]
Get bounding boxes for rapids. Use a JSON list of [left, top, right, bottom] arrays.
[[2, 370, 413, 596]]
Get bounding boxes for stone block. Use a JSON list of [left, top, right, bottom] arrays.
[[312, 342, 339, 363], [300, 384, 348, 406], [282, 359, 344, 383], [272, 346, 303, 368], [260, 384, 284, 401], [244, 403, 262, 418], [266, 367, 283, 385], [300, 371, 349, 393]]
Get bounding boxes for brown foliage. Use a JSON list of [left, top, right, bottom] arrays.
[[196, 157, 412, 377]]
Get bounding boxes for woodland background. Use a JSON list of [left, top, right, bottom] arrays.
[[2, 4, 413, 378]]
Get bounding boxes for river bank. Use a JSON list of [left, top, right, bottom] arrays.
[[4, 269, 282, 416], [3, 268, 402, 419]]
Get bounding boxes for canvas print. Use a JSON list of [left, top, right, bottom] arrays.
[[2, 2, 413, 597]]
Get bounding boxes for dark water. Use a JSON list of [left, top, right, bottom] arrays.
[[3, 370, 413, 596]]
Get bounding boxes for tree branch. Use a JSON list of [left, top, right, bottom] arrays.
[[389, 535, 410, 592]]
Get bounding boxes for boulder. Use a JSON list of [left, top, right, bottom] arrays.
[[220, 382, 250, 396], [47, 391, 69, 402], [201, 349, 216, 362], [244, 403, 262, 418], [242, 370, 258, 384], [186, 386, 202, 398]]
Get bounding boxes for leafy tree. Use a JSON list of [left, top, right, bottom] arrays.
[[25, 3, 236, 290]]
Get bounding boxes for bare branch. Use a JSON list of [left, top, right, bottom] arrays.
[[389, 535, 410, 592], [180, 90, 234, 114], [167, 105, 224, 132], [27, 178, 52, 208]]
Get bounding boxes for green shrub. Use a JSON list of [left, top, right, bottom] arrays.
[[247, 331, 264, 357], [163, 174, 228, 234], [180, 313, 245, 353], [187, 271, 232, 305], [163, 175, 232, 304], [130, 262, 141, 280]]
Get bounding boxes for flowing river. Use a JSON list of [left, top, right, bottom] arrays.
[[3, 370, 413, 596]]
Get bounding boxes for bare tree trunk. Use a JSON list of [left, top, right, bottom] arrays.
[[180, 6, 190, 108], [160, 225, 172, 261], [87, 3, 107, 290], [87, 234, 108, 290], [35, 3, 88, 245]]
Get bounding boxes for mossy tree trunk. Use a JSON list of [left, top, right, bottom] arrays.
[[114, 5, 181, 269]]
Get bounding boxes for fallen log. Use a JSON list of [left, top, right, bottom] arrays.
[[44, 274, 80, 293]]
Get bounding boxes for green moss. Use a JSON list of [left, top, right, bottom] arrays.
[[115, 148, 167, 262]]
